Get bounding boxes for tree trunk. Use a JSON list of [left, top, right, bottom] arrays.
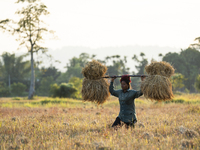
[[28, 47, 35, 99]]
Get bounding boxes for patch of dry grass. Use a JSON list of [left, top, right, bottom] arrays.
[[0, 95, 200, 149]]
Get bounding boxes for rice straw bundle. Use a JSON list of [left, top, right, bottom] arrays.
[[82, 60, 108, 80], [81, 60, 110, 104], [141, 61, 175, 101], [145, 61, 174, 77]]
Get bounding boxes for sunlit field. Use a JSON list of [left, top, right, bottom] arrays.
[[0, 94, 200, 150]]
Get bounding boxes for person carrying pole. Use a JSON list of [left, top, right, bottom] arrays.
[[109, 75, 146, 129]]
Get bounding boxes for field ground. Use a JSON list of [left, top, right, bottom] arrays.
[[0, 94, 200, 150]]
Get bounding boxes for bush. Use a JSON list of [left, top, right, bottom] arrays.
[[12, 97, 21, 100], [11, 82, 27, 96], [184, 88, 190, 93], [68, 77, 82, 99], [195, 75, 200, 92], [50, 83, 77, 98], [50, 83, 60, 98], [0, 82, 10, 97]]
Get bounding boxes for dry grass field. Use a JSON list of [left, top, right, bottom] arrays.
[[0, 94, 200, 150]]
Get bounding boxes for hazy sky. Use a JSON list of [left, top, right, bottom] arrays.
[[0, 0, 200, 66]]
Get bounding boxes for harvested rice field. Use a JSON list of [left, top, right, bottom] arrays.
[[0, 94, 200, 150]]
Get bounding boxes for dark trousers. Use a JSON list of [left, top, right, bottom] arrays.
[[112, 117, 136, 129]]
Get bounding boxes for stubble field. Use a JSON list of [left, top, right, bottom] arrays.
[[0, 94, 200, 150]]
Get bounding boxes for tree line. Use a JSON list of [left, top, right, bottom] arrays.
[[0, 48, 200, 98]]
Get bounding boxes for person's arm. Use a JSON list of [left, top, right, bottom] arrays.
[[134, 75, 146, 98], [134, 90, 143, 98], [109, 77, 120, 97]]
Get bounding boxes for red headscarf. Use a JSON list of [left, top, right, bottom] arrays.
[[120, 75, 131, 84]]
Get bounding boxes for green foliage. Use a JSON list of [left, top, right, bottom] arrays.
[[171, 73, 185, 91], [68, 77, 83, 99], [106, 55, 130, 75], [59, 83, 77, 98], [39, 66, 61, 81], [50, 83, 77, 98], [0, 82, 10, 97], [158, 53, 163, 57], [12, 97, 21, 100], [66, 63, 83, 79], [40, 99, 62, 105], [11, 82, 27, 96], [0, 0, 53, 99], [190, 36, 200, 50], [163, 48, 200, 92], [195, 75, 200, 92], [0, 2, 50, 53], [55, 73, 68, 84], [50, 83, 59, 98], [57, 53, 95, 84], [132, 52, 148, 75], [0, 52, 30, 86], [184, 88, 190, 93], [34, 66, 61, 96], [165, 99, 185, 104], [37, 76, 54, 96], [106, 55, 130, 87], [130, 52, 148, 90]]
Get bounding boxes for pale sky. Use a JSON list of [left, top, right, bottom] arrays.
[[0, 0, 200, 71]]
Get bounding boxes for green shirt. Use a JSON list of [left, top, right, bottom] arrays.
[[109, 82, 143, 123]]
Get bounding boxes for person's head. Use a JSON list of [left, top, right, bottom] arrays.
[[120, 75, 131, 91]]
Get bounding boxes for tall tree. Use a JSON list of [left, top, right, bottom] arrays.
[[132, 52, 148, 75], [39, 66, 61, 81], [190, 36, 200, 51], [163, 48, 200, 92], [105, 55, 130, 88], [106, 55, 130, 76], [0, 52, 30, 86], [0, 0, 53, 99], [60, 53, 95, 82]]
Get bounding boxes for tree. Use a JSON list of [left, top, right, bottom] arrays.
[[132, 52, 148, 75], [50, 83, 77, 98], [0, 82, 10, 97], [170, 73, 185, 92], [105, 55, 130, 88], [39, 66, 61, 81], [11, 82, 27, 96], [0, 52, 30, 87], [163, 48, 200, 92], [37, 76, 54, 96], [0, 0, 53, 99], [56, 53, 95, 84], [162, 52, 186, 74], [190, 36, 200, 51], [106, 55, 130, 76]]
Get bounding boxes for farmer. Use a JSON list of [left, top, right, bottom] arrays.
[[109, 75, 146, 129]]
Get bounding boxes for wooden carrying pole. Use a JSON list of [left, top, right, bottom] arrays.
[[82, 60, 175, 104], [103, 75, 148, 78]]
